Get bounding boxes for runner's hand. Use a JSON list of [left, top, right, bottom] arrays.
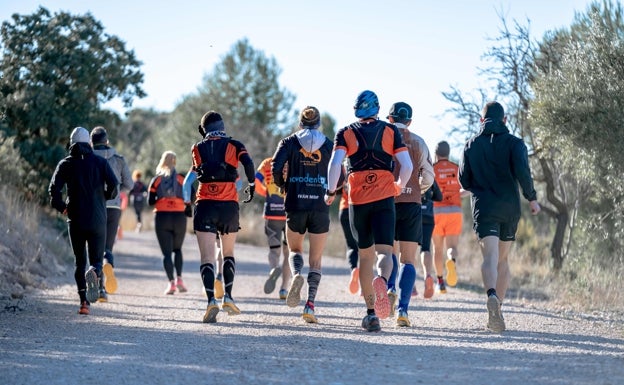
[[243, 183, 255, 203]]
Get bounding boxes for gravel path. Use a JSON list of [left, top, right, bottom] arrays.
[[1, 231, 623, 385]]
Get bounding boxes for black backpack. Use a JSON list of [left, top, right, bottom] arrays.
[[194, 138, 238, 183]]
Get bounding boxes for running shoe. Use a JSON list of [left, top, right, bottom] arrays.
[[85, 267, 99, 304], [302, 304, 318, 323], [78, 301, 90, 315], [348, 267, 360, 295], [372, 276, 390, 319], [396, 309, 411, 327], [175, 277, 188, 293], [221, 294, 241, 315], [446, 258, 457, 287], [164, 281, 176, 295], [486, 294, 506, 332], [214, 277, 225, 300], [387, 289, 397, 317], [102, 262, 118, 294], [436, 279, 447, 294], [263, 267, 282, 294], [203, 298, 220, 323], [97, 289, 108, 303], [361, 313, 381, 332], [286, 274, 304, 308], [423, 275, 435, 299], [279, 289, 288, 300]]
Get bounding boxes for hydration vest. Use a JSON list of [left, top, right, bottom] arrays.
[[194, 137, 238, 183], [345, 121, 394, 174]]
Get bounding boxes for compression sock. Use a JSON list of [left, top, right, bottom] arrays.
[[222, 256, 236, 297], [387, 253, 399, 291], [289, 252, 304, 275], [307, 269, 322, 304], [397, 263, 416, 311], [200, 263, 215, 301]]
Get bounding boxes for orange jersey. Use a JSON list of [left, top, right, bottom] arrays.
[[433, 159, 462, 208], [334, 120, 407, 205], [149, 174, 186, 212], [255, 157, 286, 220], [191, 136, 248, 202]]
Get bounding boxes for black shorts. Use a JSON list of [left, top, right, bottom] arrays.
[[394, 202, 422, 243], [421, 221, 434, 252], [194, 200, 240, 234], [286, 210, 330, 234], [350, 197, 395, 249], [474, 220, 518, 241]]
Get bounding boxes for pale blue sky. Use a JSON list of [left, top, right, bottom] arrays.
[[1, 1, 594, 157]]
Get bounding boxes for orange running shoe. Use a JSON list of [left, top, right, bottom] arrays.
[[424, 275, 435, 299], [78, 301, 90, 315], [372, 276, 390, 319], [349, 267, 360, 295]]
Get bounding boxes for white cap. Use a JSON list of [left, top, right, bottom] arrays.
[[70, 127, 90, 145]]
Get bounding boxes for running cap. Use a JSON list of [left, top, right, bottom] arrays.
[[387, 102, 412, 122], [354, 90, 380, 118]]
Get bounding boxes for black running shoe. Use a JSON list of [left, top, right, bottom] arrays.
[[361, 314, 381, 332]]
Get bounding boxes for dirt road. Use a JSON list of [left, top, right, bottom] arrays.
[[1, 230, 622, 385]]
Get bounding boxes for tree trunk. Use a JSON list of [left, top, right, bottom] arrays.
[[538, 157, 569, 272]]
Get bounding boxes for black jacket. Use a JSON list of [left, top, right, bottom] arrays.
[[49, 142, 119, 229], [459, 119, 537, 223], [272, 129, 334, 212]]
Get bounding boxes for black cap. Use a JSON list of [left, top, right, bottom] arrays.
[[387, 102, 412, 123]]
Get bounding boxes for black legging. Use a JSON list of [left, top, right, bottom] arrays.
[[104, 208, 122, 266], [154, 211, 187, 281], [68, 222, 105, 291], [339, 208, 359, 270]]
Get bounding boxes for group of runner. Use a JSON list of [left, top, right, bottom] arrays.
[[50, 93, 540, 333]]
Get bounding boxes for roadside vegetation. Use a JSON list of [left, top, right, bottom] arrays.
[[1, 2, 622, 319]]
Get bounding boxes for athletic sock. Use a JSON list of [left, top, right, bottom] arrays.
[[387, 253, 398, 291], [397, 263, 416, 310], [487, 288, 497, 298], [200, 263, 215, 301], [307, 269, 322, 304], [289, 252, 304, 275], [222, 256, 235, 297]]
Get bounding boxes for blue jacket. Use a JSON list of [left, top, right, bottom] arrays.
[[459, 119, 537, 223]]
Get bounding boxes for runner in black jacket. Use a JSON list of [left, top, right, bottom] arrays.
[[49, 127, 118, 315], [271, 106, 337, 324], [459, 101, 540, 332]]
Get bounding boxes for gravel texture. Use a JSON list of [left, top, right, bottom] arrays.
[[1, 231, 623, 385]]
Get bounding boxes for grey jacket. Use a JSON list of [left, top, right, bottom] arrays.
[[93, 145, 133, 209]]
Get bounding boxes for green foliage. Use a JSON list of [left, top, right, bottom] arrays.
[[531, 0, 624, 268], [163, 38, 297, 170], [110, 108, 170, 181], [0, 7, 145, 201]]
